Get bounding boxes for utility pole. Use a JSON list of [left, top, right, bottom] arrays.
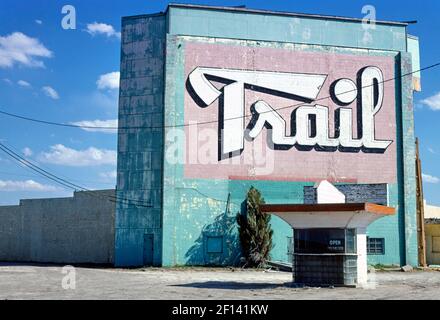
[[415, 138, 427, 267]]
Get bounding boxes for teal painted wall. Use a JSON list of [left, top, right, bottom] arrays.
[[115, 14, 166, 267], [167, 6, 407, 52], [116, 5, 419, 267]]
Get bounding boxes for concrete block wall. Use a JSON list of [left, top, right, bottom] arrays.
[[115, 14, 166, 266], [400, 52, 419, 267], [0, 190, 115, 264]]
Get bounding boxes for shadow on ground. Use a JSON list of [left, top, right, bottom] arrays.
[[0, 261, 113, 268], [171, 281, 288, 290]]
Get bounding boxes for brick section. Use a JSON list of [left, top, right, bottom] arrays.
[[304, 184, 388, 205]]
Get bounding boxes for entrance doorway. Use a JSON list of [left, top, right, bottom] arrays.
[[143, 234, 154, 266]]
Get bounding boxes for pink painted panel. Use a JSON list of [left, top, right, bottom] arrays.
[[182, 41, 397, 184]]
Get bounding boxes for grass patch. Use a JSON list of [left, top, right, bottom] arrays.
[[370, 263, 400, 271]]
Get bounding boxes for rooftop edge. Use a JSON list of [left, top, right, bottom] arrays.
[[122, 3, 409, 27]]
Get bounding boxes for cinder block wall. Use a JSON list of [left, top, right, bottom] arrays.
[[0, 190, 115, 264], [115, 14, 166, 267]]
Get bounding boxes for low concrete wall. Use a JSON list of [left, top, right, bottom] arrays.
[[0, 190, 115, 264], [425, 201, 440, 219]]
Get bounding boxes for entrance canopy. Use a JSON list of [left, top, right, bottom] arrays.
[[260, 203, 395, 229]]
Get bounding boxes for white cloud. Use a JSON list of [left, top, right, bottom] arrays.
[[39, 144, 117, 167], [22, 147, 33, 157], [92, 91, 119, 109], [421, 92, 440, 111], [97, 72, 120, 90], [0, 32, 52, 68], [70, 119, 118, 133], [35, 20, 43, 25], [422, 173, 440, 184], [86, 22, 121, 39], [0, 179, 58, 192], [428, 147, 436, 154], [100, 170, 117, 179], [3, 78, 12, 85], [42, 86, 59, 99], [17, 80, 31, 87]]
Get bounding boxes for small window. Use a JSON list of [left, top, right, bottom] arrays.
[[432, 236, 440, 253], [206, 236, 223, 253], [367, 237, 385, 255]]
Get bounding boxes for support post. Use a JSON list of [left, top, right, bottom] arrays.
[[415, 138, 427, 267]]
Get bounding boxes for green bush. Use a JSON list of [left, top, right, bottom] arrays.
[[236, 187, 273, 268]]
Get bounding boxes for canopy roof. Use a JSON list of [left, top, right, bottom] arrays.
[[260, 203, 395, 229]]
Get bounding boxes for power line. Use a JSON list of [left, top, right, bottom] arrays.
[[0, 142, 152, 208], [0, 62, 438, 131], [5, 143, 117, 188], [0, 170, 115, 186], [177, 187, 240, 206], [0, 142, 238, 208], [0, 142, 242, 207]]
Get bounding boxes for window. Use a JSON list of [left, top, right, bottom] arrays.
[[294, 228, 349, 254], [345, 229, 357, 254], [367, 237, 385, 255], [206, 236, 223, 253]]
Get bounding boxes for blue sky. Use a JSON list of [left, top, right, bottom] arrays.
[[0, 0, 439, 205]]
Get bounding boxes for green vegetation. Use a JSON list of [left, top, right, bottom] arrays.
[[236, 187, 273, 268]]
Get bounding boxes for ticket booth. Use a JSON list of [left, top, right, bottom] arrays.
[[261, 202, 395, 287]]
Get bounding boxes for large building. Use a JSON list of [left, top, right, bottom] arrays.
[[115, 4, 422, 267]]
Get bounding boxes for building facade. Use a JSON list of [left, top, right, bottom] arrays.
[[115, 4, 421, 267]]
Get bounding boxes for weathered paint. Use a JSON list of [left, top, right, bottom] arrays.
[[116, 4, 420, 267], [182, 41, 397, 183], [400, 52, 419, 266], [167, 5, 407, 51], [407, 35, 421, 91], [115, 14, 166, 267]]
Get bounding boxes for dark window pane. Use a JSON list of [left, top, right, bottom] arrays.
[[294, 228, 347, 254], [345, 229, 357, 253]]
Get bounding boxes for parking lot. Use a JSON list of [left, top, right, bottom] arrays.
[[1, 263, 439, 300]]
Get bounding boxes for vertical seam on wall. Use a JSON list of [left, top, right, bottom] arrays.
[[395, 52, 407, 266]]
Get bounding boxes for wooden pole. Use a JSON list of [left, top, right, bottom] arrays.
[[415, 138, 427, 267]]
